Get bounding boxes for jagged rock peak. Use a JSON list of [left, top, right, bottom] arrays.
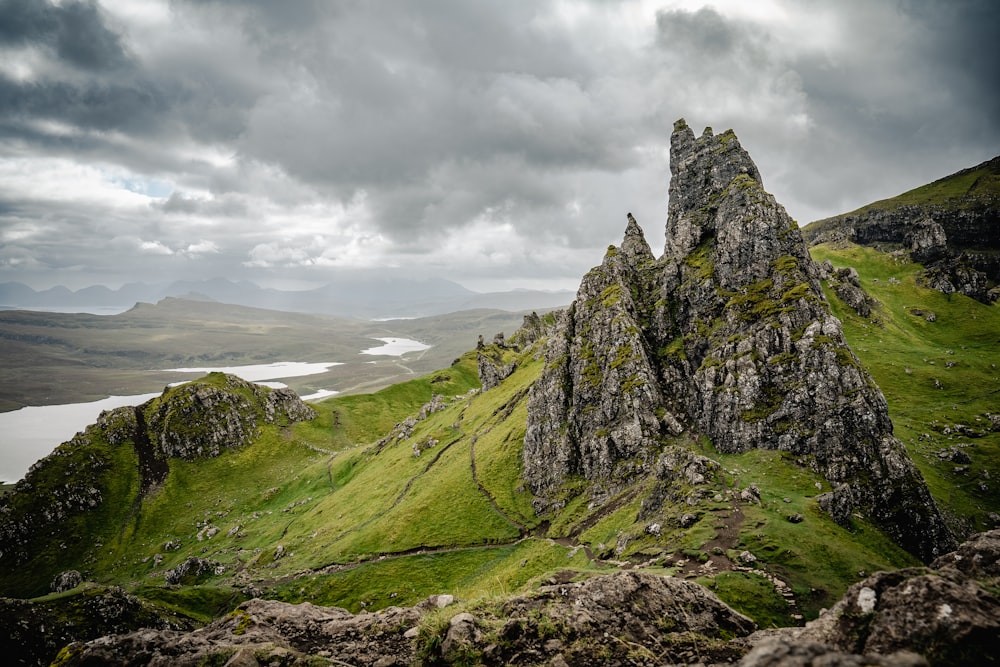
[[620, 212, 654, 263], [666, 119, 772, 271], [523, 119, 955, 562]]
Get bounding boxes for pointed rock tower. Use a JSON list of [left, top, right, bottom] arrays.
[[523, 119, 955, 562]]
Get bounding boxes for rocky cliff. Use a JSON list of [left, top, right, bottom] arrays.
[[524, 119, 955, 563], [0, 374, 315, 597], [803, 155, 1000, 303]]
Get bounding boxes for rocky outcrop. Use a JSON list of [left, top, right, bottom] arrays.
[[144, 374, 315, 460], [55, 571, 756, 666], [50, 570, 83, 593], [524, 119, 955, 562], [818, 260, 878, 318], [164, 557, 223, 585], [0, 585, 197, 667], [763, 528, 1000, 666], [477, 333, 517, 391], [0, 375, 315, 596], [42, 531, 1000, 667], [804, 155, 1000, 303]]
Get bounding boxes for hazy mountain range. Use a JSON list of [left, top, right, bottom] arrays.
[[0, 276, 574, 319]]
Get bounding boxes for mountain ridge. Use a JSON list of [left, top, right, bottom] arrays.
[[802, 154, 1000, 303], [0, 276, 574, 319]]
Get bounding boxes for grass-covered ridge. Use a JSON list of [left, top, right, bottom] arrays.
[[842, 155, 999, 215]]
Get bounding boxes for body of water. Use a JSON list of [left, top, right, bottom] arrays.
[[0, 393, 161, 484], [360, 337, 432, 356], [0, 350, 423, 483], [2, 339, 432, 482]]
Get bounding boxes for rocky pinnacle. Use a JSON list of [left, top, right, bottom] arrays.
[[523, 119, 955, 562]]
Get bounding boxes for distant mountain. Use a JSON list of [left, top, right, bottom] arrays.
[[802, 154, 1000, 302], [0, 276, 574, 318]]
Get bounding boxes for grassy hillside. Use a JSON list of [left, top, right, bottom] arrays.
[[810, 242, 1000, 535], [853, 155, 1000, 213], [4, 251, 997, 658], [0, 341, 924, 634], [803, 155, 1000, 244]]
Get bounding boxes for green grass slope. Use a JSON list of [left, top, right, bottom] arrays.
[[810, 242, 1000, 535], [802, 155, 1000, 247]]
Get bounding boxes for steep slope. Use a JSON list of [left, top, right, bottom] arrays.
[[0, 374, 315, 597], [803, 155, 1000, 303], [809, 241, 1000, 537], [524, 119, 954, 563]]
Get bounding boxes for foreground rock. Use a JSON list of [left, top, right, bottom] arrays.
[[523, 119, 954, 562], [0, 585, 198, 667], [42, 530, 1000, 666], [55, 571, 755, 666], [754, 528, 1000, 666]]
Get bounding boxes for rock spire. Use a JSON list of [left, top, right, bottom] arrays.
[[523, 120, 955, 562]]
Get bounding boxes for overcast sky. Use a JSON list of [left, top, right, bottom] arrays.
[[1, 0, 998, 293]]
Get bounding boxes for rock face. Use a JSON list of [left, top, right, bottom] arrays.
[[0, 585, 197, 667], [0, 374, 315, 596], [523, 119, 954, 562], [56, 571, 756, 666], [768, 528, 1000, 667], [803, 155, 1000, 303]]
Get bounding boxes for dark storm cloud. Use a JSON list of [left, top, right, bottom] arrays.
[[775, 0, 1000, 217], [1, 1, 999, 291], [189, 0, 649, 246], [0, 0, 128, 70], [0, 75, 169, 134]]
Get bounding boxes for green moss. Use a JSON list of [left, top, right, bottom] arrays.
[[601, 284, 623, 307], [610, 343, 635, 370], [621, 376, 646, 395], [767, 352, 798, 366], [725, 279, 791, 321], [684, 238, 716, 283], [697, 570, 795, 628], [772, 255, 799, 276], [741, 386, 784, 423], [781, 283, 813, 303]]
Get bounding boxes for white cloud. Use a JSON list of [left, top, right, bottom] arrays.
[[139, 240, 173, 255], [184, 240, 219, 256]]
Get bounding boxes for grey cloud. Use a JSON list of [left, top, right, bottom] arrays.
[[158, 192, 248, 219], [0, 0, 128, 71], [2, 1, 999, 293], [656, 6, 741, 55], [0, 75, 169, 135]]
